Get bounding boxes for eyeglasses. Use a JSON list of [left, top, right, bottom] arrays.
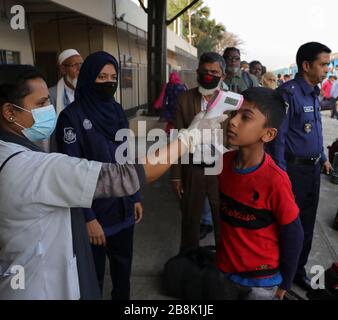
[[63, 62, 83, 69], [226, 56, 240, 62]]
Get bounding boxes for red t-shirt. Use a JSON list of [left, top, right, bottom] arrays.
[[216, 151, 299, 274]]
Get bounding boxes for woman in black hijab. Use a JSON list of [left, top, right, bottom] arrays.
[[56, 51, 143, 300]]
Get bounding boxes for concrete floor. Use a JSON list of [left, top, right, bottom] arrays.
[[103, 111, 338, 300]]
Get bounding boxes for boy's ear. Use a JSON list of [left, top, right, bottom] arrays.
[[261, 127, 277, 143]]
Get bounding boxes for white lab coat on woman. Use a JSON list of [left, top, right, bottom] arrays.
[[0, 140, 102, 300]]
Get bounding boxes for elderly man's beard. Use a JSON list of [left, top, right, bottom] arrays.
[[227, 66, 240, 74], [65, 75, 78, 89]]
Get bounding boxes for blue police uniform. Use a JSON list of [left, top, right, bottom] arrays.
[[267, 73, 327, 280], [56, 101, 139, 299], [56, 102, 139, 231]]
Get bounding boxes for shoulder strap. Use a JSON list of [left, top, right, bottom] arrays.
[[0, 151, 24, 173]]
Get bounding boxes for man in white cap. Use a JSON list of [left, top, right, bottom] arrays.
[[46, 49, 83, 153], [49, 49, 83, 115]]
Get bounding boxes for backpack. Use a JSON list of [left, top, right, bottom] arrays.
[[162, 246, 250, 300], [0, 151, 24, 173]]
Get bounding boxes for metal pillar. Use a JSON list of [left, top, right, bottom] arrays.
[[147, 0, 167, 115]]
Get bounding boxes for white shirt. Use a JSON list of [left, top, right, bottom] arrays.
[[64, 83, 75, 104], [201, 95, 208, 111], [0, 140, 101, 299], [192, 96, 218, 164]]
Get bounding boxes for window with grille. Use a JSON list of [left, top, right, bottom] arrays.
[[0, 50, 20, 64]]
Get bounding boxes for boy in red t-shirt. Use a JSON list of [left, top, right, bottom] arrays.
[[217, 87, 304, 300]]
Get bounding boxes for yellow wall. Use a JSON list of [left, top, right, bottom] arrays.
[[102, 27, 119, 58], [32, 17, 103, 59], [103, 26, 148, 109]]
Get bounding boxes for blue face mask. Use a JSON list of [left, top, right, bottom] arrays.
[[13, 104, 57, 141]]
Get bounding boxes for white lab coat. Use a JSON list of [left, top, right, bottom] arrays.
[[0, 140, 102, 300]]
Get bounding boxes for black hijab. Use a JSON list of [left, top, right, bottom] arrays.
[[75, 51, 128, 141]]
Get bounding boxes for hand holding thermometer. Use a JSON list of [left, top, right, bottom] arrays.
[[204, 89, 243, 119]]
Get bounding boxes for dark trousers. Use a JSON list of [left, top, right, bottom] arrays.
[[287, 162, 321, 277], [91, 225, 134, 300], [180, 165, 220, 251]]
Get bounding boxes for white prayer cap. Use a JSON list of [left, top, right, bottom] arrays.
[[58, 49, 80, 65]]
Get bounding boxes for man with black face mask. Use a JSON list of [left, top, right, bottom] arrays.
[[171, 52, 228, 251]]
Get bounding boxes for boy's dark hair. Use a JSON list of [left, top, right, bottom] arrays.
[[223, 47, 240, 59], [242, 87, 286, 129], [199, 52, 226, 75], [0, 64, 45, 107], [296, 42, 331, 71]]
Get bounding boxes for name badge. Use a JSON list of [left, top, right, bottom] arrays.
[[303, 106, 314, 113]]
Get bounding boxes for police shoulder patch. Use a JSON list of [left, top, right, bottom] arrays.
[[64, 127, 77, 144]]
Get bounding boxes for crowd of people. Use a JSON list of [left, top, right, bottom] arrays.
[[0, 40, 336, 300]]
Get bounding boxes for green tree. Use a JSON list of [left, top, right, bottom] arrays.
[[167, 0, 242, 57], [214, 31, 244, 56], [190, 7, 225, 56]]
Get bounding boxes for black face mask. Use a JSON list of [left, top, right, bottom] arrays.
[[197, 72, 221, 90], [93, 81, 118, 100]]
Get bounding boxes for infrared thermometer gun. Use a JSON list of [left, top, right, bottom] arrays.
[[204, 90, 243, 119], [203, 90, 243, 155]]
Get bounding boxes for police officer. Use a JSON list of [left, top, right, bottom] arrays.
[[267, 42, 333, 291], [56, 51, 143, 300]]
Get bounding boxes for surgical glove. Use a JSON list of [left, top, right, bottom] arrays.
[[177, 111, 228, 153]]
